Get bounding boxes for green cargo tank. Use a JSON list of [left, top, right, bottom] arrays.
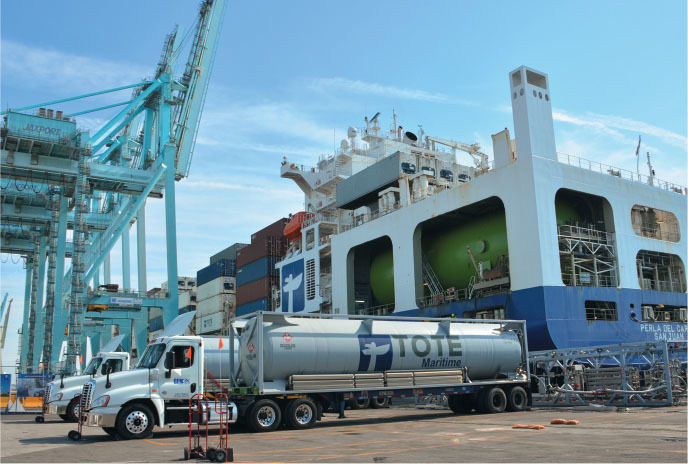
[[368, 200, 580, 305]]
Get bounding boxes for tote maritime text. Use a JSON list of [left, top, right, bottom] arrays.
[[358, 334, 463, 372]]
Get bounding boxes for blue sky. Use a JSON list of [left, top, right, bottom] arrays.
[[1, 1, 686, 371]]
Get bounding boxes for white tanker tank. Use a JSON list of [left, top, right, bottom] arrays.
[[199, 336, 240, 379], [236, 315, 524, 383]]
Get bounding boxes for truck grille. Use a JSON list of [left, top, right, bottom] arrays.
[[80, 381, 95, 412], [44, 384, 52, 404]]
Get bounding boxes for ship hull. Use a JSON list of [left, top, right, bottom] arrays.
[[396, 286, 688, 350]]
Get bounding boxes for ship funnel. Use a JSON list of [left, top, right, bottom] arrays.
[[403, 131, 418, 145]]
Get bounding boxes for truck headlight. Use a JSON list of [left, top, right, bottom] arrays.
[[50, 392, 63, 402], [91, 395, 110, 408]]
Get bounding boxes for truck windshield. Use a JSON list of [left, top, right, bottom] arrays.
[[137, 344, 166, 369], [83, 357, 103, 375]]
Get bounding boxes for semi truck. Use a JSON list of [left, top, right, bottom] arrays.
[[76, 312, 530, 439], [38, 335, 130, 423]]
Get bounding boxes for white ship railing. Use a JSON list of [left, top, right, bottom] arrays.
[[555, 152, 685, 195]]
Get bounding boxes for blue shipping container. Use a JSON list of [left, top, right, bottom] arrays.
[[237, 256, 278, 287], [150, 315, 164, 332], [197, 259, 236, 286], [236, 298, 271, 316]]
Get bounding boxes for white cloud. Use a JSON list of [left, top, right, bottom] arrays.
[[553, 109, 687, 150], [310, 77, 477, 106], [2, 40, 150, 101]]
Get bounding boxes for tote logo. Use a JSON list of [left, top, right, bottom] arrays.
[[357, 335, 393, 372], [281, 260, 304, 312]]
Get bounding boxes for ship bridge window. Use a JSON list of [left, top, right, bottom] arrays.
[[585, 300, 618, 321], [636, 250, 686, 293], [641, 304, 687, 323], [631, 205, 680, 242]]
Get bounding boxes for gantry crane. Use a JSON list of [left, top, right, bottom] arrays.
[[0, 0, 228, 374]]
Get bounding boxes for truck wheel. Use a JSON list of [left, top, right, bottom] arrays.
[[507, 386, 527, 412], [285, 398, 317, 429], [116, 403, 155, 439], [67, 397, 80, 422], [484, 387, 507, 413], [348, 398, 370, 409], [59, 414, 69, 421], [370, 397, 389, 408], [247, 399, 281, 432], [447, 394, 472, 414]]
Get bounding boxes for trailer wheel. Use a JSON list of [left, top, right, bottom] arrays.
[[484, 387, 507, 413], [116, 403, 155, 439], [507, 386, 527, 412], [66, 397, 80, 422], [247, 399, 281, 433], [284, 397, 317, 429], [348, 398, 370, 409], [447, 394, 472, 414], [370, 397, 389, 408], [214, 449, 227, 463]]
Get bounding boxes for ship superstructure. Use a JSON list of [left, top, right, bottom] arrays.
[[275, 66, 687, 350]]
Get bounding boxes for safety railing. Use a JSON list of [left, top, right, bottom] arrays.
[[555, 152, 685, 195]]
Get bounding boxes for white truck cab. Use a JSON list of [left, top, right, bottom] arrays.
[[82, 332, 237, 439], [44, 335, 130, 422]]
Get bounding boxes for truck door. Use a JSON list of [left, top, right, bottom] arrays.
[[159, 342, 200, 401]]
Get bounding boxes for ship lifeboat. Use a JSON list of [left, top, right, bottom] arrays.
[[284, 212, 313, 241]]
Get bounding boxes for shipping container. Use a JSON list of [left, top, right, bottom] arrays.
[[178, 290, 197, 308], [148, 306, 163, 320], [197, 259, 237, 286], [196, 311, 225, 335], [236, 276, 278, 307], [236, 298, 271, 317], [250, 217, 289, 243], [236, 256, 279, 287], [236, 237, 288, 267], [178, 305, 196, 315], [197, 276, 236, 302], [210, 243, 248, 265], [197, 293, 236, 318], [149, 315, 164, 332]]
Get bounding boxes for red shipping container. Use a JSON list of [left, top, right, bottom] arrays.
[[251, 218, 289, 243], [236, 276, 278, 307], [236, 236, 288, 267]]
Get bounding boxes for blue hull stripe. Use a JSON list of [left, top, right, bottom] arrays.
[[395, 286, 687, 350]]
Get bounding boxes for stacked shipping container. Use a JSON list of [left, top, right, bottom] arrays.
[[195, 246, 242, 335], [235, 218, 289, 316]]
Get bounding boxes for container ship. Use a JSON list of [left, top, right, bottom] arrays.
[[268, 66, 687, 351]]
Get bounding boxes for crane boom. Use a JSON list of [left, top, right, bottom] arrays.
[[173, 0, 228, 179], [425, 135, 489, 170], [1, 298, 13, 349]]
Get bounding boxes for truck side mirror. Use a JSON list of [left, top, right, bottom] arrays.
[[105, 366, 112, 389], [164, 351, 175, 378]]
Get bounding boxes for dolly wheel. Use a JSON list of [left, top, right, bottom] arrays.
[[68, 430, 81, 441], [183, 447, 189, 461], [35, 416, 45, 423], [207, 448, 217, 461], [214, 449, 227, 462]]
